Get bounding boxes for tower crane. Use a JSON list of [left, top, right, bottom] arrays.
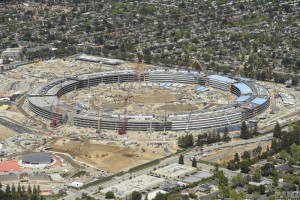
[[50, 81, 62, 128]]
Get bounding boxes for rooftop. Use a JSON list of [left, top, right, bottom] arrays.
[[233, 82, 253, 94], [152, 163, 197, 179], [100, 174, 164, 198], [208, 75, 236, 83], [251, 97, 268, 105]]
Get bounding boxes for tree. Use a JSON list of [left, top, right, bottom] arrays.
[[37, 185, 40, 194], [192, 157, 197, 168], [291, 76, 299, 86], [30, 194, 39, 200], [214, 163, 220, 177], [179, 154, 184, 165], [166, 193, 182, 200], [218, 171, 230, 199], [22, 185, 26, 193], [273, 122, 282, 139], [131, 191, 142, 200], [154, 192, 167, 200], [222, 127, 231, 142], [240, 121, 250, 139], [231, 173, 247, 188], [17, 183, 21, 194], [253, 145, 262, 157], [289, 143, 300, 165], [252, 169, 261, 182], [272, 170, 279, 186], [27, 184, 32, 194], [5, 184, 11, 193], [33, 185, 37, 194], [234, 153, 240, 163], [279, 150, 289, 161], [11, 183, 16, 193], [240, 161, 250, 174], [261, 163, 275, 177], [241, 151, 251, 160], [105, 191, 115, 199], [229, 189, 246, 200]]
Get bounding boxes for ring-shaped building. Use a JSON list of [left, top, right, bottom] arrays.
[[28, 69, 270, 132]]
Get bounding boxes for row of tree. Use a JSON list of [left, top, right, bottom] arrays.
[[0, 183, 43, 200]]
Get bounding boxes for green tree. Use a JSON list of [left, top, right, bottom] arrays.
[[229, 189, 246, 200], [131, 191, 142, 200], [289, 143, 300, 165], [5, 184, 11, 193], [272, 170, 279, 186], [166, 193, 182, 200], [30, 194, 39, 200], [261, 163, 275, 177], [192, 157, 197, 168], [252, 169, 262, 182], [105, 191, 115, 199], [273, 122, 282, 138], [240, 121, 250, 139], [241, 151, 251, 160], [240, 161, 250, 174], [222, 127, 231, 142], [37, 185, 40, 194], [179, 154, 184, 165], [253, 145, 262, 157], [17, 183, 21, 193], [231, 173, 247, 188], [291, 76, 299, 86], [279, 150, 289, 161], [27, 184, 32, 194], [154, 192, 166, 200], [218, 171, 230, 199], [33, 185, 37, 194], [11, 183, 16, 193], [234, 153, 240, 163]]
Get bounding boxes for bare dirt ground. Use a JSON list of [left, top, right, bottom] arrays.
[[0, 124, 16, 139], [131, 91, 178, 103], [202, 140, 271, 164], [51, 140, 163, 172], [156, 104, 197, 112]]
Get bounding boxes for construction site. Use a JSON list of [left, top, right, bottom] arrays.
[[0, 54, 299, 175]]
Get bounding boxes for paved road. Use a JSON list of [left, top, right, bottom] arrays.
[[0, 116, 38, 134]]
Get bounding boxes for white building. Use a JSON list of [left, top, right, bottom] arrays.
[[151, 163, 197, 180], [100, 174, 165, 199]]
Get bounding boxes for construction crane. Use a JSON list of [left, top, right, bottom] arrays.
[[118, 96, 128, 135], [118, 62, 140, 135], [190, 57, 205, 73], [233, 62, 245, 77], [96, 109, 101, 134], [50, 81, 62, 128]]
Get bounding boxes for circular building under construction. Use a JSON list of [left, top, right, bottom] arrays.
[[28, 69, 270, 132], [19, 153, 56, 168]]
